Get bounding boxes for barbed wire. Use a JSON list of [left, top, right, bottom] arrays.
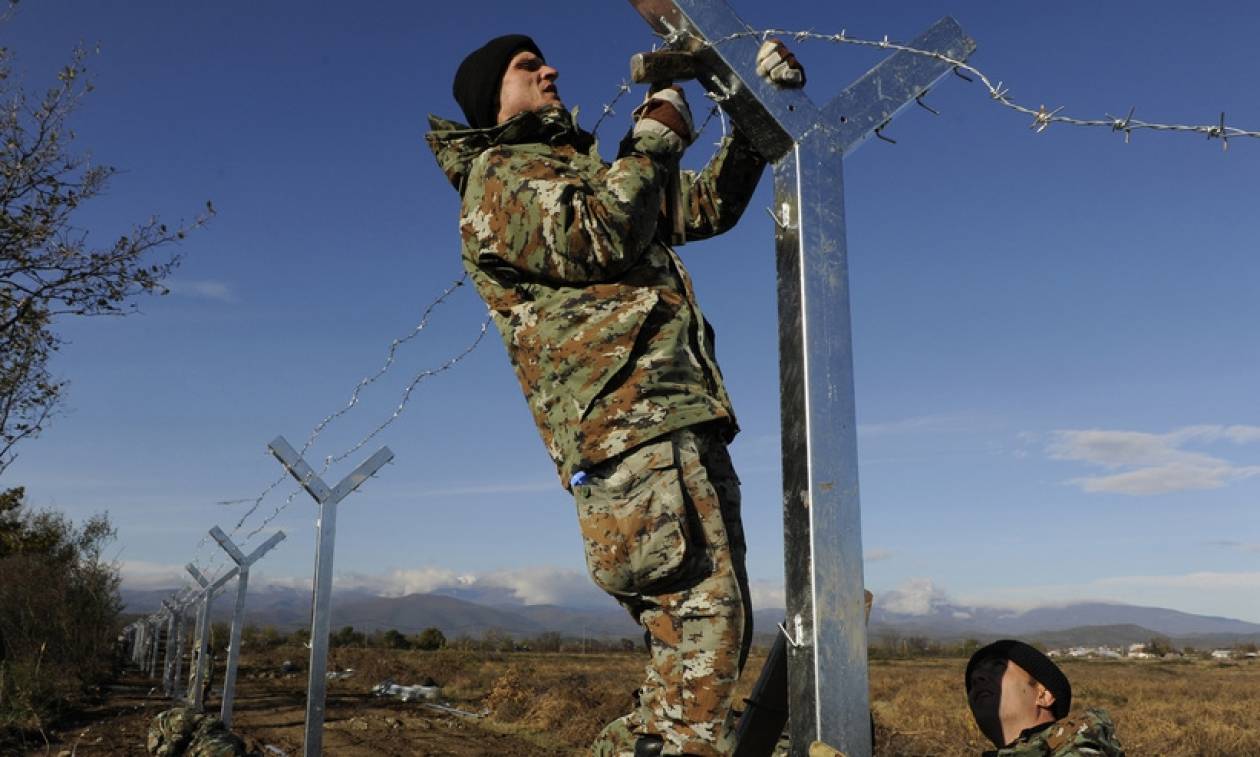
[[590, 79, 724, 145], [240, 315, 492, 544], [622, 22, 1259, 150], [685, 27, 1260, 149], [186, 277, 481, 576], [193, 314, 492, 582]]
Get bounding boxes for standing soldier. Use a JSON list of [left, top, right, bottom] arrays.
[[427, 34, 803, 756]]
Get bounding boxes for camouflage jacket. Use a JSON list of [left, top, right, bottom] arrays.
[[427, 106, 765, 485], [148, 706, 248, 756], [985, 709, 1125, 757]]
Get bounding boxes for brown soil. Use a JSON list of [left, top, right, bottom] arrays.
[[28, 650, 1260, 756]]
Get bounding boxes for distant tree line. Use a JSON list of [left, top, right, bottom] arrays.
[[233, 624, 642, 654]]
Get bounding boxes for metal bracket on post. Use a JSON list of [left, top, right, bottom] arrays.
[[208, 525, 287, 728], [267, 435, 393, 757], [185, 563, 240, 710], [626, 3, 974, 754]]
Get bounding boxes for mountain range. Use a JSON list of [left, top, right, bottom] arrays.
[[121, 585, 1260, 649]]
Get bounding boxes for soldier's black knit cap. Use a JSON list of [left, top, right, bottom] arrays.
[[453, 34, 543, 129], [966, 640, 1072, 719]]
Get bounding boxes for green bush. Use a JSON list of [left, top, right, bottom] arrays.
[[0, 488, 122, 740]]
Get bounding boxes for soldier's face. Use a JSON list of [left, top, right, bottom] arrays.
[[496, 50, 562, 124], [967, 657, 1055, 746]]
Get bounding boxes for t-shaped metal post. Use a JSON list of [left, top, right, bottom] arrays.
[[209, 525, 287, 728], [161, 596, 186, 695], [148, 611, 166, 678], [626, 3, 974, 754], [185, 563, 240, 710], [268, 435, 393, 756]]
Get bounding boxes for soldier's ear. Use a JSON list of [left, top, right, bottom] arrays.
[[1036, 685, 1056, 710]]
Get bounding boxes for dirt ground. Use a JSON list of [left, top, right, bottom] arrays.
[[24, 649, 1260, 756], [30, 669, 553, 756]]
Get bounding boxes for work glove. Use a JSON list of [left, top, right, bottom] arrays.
[[631, 85, 694, 154], [756, 38, 806, 87]]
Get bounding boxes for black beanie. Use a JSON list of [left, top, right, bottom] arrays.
[[453, 34, 544, 129], [966, 640, 1072, 719]]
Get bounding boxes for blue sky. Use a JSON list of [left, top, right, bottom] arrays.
[[7, 1, 1258, 622]]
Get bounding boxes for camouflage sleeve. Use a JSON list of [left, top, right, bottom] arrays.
[[680, 127, 767, 241], [461, 132, 678, 285]]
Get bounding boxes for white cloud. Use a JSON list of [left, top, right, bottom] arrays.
[[858, 413, 979, 438], [1048, 425, 1260, 495], [168, 279, 237, 303], [864, 548, 893, 563], [1207, 540, 1260, 553], [243, 565, 607, 607], [1070, 464, 1260, 495], [878, 578, 952, 616], [118, 559, 192, 590]]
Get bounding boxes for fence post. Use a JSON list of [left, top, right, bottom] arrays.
[[267, 435, 393, 757], [207, 526, 287, 728], [185, 563, 240, 710], [622, 4, 974, 753]]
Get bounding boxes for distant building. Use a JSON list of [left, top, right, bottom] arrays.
[[1211, 649, 1232, 660]]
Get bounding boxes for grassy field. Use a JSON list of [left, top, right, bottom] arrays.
[[300, 646, 1260, 755], [38, 647, 1260, 755]]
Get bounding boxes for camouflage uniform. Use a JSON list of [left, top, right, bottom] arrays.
[[985, 709, 1125, 757], [427, 105, 765, 756], [147, 706, 247, 756]]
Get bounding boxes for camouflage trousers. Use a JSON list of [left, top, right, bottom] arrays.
[[576, 426, 751, 757]]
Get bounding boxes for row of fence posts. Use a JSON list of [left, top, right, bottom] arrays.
[[119, 524, 285, 728], [117, 435, 392, 755]]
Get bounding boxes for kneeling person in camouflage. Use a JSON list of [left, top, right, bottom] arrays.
[[428, 33, 801, 757], [966, 640, 1125, 756]]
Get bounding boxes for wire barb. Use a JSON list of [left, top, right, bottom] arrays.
[[680, 27, 1260, 147]]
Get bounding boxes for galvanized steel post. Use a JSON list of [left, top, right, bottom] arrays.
[[185, 563, 240, 709], [208, 526, 287, 728], [267, 435, 393, 756], [625, 3, 974, 753]]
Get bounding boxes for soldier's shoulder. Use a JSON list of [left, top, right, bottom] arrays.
[[1040, 708, 1124, 756]]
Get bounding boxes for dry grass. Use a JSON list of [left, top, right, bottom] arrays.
[[868, 657, 1260, 756], [244, 647, 1260, 756]]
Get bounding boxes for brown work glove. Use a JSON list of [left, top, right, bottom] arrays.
[[632, 85, 694, 154], [756, 38, 806, 87]]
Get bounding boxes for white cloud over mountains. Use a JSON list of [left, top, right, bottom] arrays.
[[878, 578, 953, 615], [119, 562, 1260, 622], [1048, 424, 1260, 494]]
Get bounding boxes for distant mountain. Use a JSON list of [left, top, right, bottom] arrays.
[[869, 600, 1260, 641], [121, 585, 1260, 646]]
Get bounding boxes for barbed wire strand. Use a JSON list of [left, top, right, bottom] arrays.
[[685, 27, 1260, 148], [239, 314, 493, 544], [186, 276, 474, 576]]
